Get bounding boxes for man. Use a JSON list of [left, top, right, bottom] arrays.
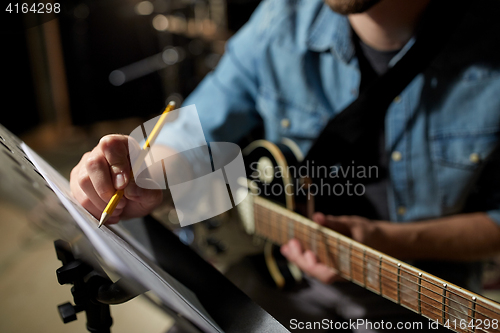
[[70, 0, 500, 330]]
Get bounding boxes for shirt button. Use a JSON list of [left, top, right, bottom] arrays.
[[397, 206, 406, 215], [394, 95, 402, 103], [469, 153, 480, 163], [281, 118, 290, 128], [391, 151, 402, 162]]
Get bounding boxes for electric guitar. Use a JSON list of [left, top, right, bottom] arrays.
[[238, 139, 500, 333]]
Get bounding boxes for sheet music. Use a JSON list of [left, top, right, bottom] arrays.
[[22, 143, 223, 333]]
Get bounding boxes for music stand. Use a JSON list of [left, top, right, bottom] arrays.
[[0, 123, 290, 333]]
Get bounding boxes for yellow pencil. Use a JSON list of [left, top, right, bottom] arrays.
[[98, 101, 176, 228]]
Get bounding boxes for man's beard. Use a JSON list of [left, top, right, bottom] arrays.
[[324, 0, 382, 15]]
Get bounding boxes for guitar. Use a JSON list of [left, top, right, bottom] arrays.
[[237, 139, 500, 333]]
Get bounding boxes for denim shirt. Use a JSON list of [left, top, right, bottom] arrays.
[[157, 0, 500, 228]]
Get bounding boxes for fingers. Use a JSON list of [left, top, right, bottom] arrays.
[[98, 135, 131, 190], [123, 177, 163, 216], [71, 177, 101, 218], [69, 134, 164, 223], [84, 148, 116, 203], [312, 213, 354, 237], [69, 135, 131, 219], [84, 135, 131, 202], [281, 239, 338, 284], [312, 212, 326, 225]]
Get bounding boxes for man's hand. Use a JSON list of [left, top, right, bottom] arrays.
[[281, 239, 340, 284], [280, 212, 382, 284], [70, 134, 163, 224]]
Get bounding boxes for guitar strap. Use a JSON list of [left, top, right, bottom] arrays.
[[303, 0, 467, 171]]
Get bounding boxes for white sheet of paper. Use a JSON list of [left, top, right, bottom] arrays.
[[22, 143, 223, 333]]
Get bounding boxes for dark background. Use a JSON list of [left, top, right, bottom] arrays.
[[2, 0, 260, 136]]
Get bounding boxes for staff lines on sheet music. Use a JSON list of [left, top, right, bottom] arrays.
[[252, 207, 500, 319]]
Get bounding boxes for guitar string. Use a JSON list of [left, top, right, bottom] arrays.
[[253, 208, 500, 318], [254, 206, 490, 302], [254, 210, 494, 317], [253, 220, 495, 322]]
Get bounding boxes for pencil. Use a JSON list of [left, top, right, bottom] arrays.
[[98, 101, 176, 228]]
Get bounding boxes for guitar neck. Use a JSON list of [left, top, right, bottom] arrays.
[[252, 196, 500, 332]]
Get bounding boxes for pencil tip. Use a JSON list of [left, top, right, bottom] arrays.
[[168, 101, 175, 106], [99, 212, 108, 228]]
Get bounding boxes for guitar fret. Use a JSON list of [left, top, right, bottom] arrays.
[[279, 213, 286, 245], [362, 249, 367, 288], [397, 263, 401, 305], [312, 227, 318, 253], [325, 233, 335, 268], [288, 219, 294, 241], [316, 232, 325, 265], [475, 298, 500, 333], [350, 246, 364, 285], [250, 198, 500, 330], [348, 242, 353, 281], [378, 256, 383, 295], [381, 259, 398, 302], [471, 296, 476, 333], [399, 266, 419, 312], [338, 239, 351, 278], [420, 275, 445, 323], [442, 283, 447, 324], [269, 209, 275, 243]]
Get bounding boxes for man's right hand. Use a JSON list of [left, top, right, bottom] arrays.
[[70, 134, 163, 224]]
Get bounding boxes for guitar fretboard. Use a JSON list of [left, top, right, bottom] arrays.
[[252, 196, 500, 333]]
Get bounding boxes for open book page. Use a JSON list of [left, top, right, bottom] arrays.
[[22, 143, 223, 333]]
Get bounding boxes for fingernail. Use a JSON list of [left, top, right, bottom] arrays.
[[115, 173, 125, 189]]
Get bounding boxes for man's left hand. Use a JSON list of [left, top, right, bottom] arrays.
[[280, 212, 384, 284]]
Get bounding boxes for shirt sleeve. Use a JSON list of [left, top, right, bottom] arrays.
[[154, 0, 280, 175]]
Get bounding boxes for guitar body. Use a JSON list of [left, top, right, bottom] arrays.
[[242, 140, 306, 289], [190, 139, 500, 331], [236, 140, 500, 332]]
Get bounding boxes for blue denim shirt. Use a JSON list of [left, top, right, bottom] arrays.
[[157, 0, 500, 228]]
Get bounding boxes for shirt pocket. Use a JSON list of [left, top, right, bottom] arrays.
[[430, 128, 500, 213]]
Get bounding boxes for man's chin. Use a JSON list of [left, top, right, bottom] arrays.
[[324, 0, 382, 15]]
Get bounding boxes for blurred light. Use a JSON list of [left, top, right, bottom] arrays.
[[162, 48, 179, 65], [109, 70, 126, 86], [109, 53, 166, 86], [74, 4, 89, 19], [152, 15, 169, 31], [135, 1, 154, 16]]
